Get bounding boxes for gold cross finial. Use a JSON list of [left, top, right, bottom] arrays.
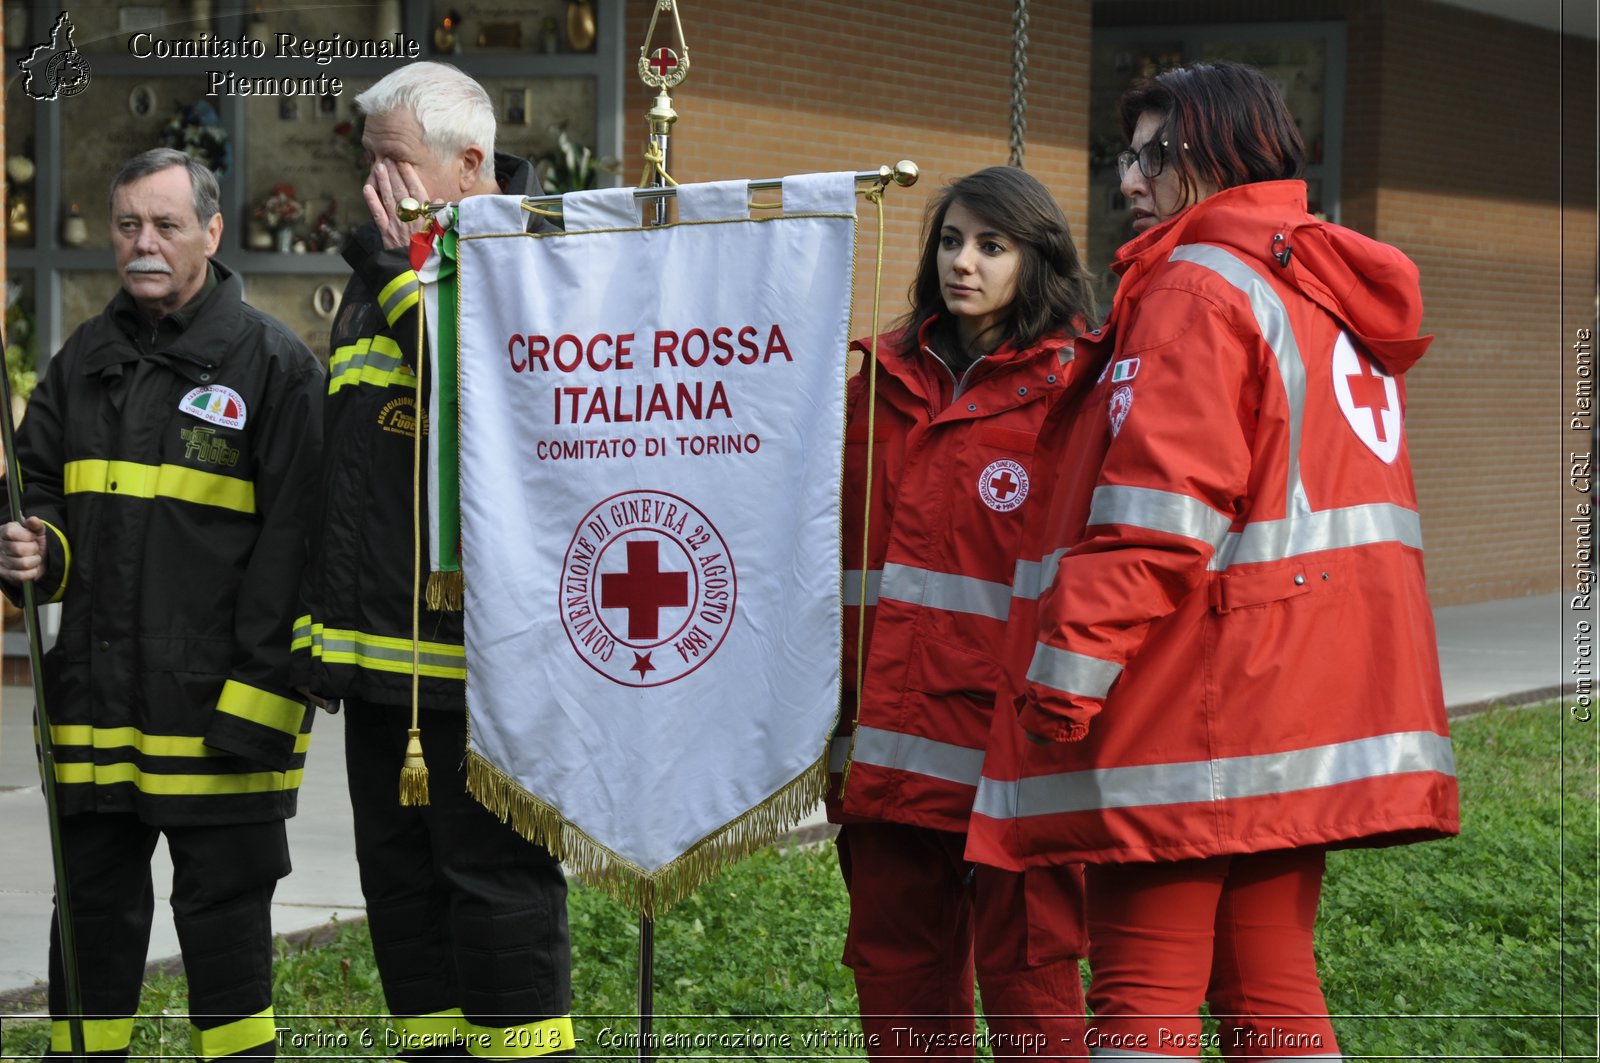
[[638, 0, 690, 90]]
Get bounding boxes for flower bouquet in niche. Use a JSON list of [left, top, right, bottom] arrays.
[[159, 100, 231, 177], [254, 184, 304, 253], [534, 122, 620, 195]]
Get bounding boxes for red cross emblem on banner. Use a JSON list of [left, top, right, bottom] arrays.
[[561, 490, 736, 688], [601, 539, 689, 640], [988, 469, 1020, 501]]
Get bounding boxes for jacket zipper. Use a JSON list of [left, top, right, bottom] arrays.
[[922, 344, 989, 405]]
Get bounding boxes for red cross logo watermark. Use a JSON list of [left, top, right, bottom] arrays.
[[977, 459, 1031, 513], [1330, 331, 1401, 463], [561, 490, 736, 687]]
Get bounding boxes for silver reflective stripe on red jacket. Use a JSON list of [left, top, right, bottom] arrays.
[[1026, 644, 1122, 699], [848, 724, 985, 787], [1170, 242, 1312, 519], [843, 568, 881, 607], [1012, 547, 1068, 603], [847, 564, 1014, 620], [880, 562, 1012, 621], [1014, 243, 1424, 612], [972, 730, 1455, 821]]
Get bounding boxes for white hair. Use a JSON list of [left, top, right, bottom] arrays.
[[355, 61, 497, 183]]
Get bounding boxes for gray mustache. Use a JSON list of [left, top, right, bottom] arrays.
[[125, 257, 173, 274]]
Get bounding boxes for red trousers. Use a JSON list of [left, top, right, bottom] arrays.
[[837, 822, 1089, 1060], [1084, 849, 1341, 1061]]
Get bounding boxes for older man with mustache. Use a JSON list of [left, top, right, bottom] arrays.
[[0, 147, 324, 1060]]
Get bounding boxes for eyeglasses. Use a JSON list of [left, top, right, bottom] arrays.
[[1116, 139, 1168, 180]]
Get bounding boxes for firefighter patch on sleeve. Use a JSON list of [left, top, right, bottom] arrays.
[[1108, 385, 1134, 437], [977, 459, 1029, 512], [1331, 331, 1400, 463], [179, 385, 247, 430]]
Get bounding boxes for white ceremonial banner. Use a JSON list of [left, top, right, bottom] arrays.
[[454, 174, 856, 912]]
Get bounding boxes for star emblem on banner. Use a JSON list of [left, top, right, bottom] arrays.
[[630, 652, 656, 680]]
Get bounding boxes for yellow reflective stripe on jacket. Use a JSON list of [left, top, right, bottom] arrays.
[[39, 517, 71, 604], [295, 619, 467, 680], [328, 335, 416, 395], [50, 1016, 135, 1053], [379, 270, 423, 327], [49, 724, 311, 758], [466, 1016, 576, 1059], [216, 679, 306, 736], [53, 760, 304, 794], [64, 459, 255, 515], [192, 1007, 276, 1060]]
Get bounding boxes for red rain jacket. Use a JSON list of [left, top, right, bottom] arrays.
[[968, 181, 1459, 868], [829, 317, 1073, 831]]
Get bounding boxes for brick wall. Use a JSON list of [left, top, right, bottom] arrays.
[[629, 0, 1593, 605], [1351, 0, 1595, 604], [621, 0, 1093, 342], [1102, 0, 1595, 604]]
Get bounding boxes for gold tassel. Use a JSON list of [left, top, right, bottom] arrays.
[[425, 570, 465, 612], [399, 727, 429, 805]]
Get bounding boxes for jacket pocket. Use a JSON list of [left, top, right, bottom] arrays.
[[905, 634, 1000, 700], [977, 425, 1037, 454]]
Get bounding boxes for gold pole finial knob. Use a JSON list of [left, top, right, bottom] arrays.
[[892, 160, 919, 187], [396, 197, 427, 222]]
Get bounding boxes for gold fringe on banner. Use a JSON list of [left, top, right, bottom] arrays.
[[425, 570, 464, 612], [466, 748, 830, 918]]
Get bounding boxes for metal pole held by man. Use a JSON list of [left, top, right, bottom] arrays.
[[0, 328, 85, 1058]]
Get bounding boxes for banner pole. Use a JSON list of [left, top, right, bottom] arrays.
[[0, 332, 87, 1058], [636, 909, 656, 1062], [633, 3, 690, 1053]]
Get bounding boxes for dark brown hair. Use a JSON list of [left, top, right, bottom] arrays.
[[1117, 61, 1305, 208], [901, 166, 1095, 358]]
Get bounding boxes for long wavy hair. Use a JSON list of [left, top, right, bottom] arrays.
[[1117, 61, 1305, 211], [899, 166, 1096, 359]]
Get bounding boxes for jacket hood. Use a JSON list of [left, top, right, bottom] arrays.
[[1118, 181, 1432, 375]]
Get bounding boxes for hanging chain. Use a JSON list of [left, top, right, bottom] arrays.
[[1009, 0, 1029, 168]]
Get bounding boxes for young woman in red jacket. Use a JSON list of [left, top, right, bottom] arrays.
[[969, 63, 1458, 1059], [829, 165, 1097, 1058]]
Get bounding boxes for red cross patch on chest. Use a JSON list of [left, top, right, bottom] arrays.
[[978, 459, 1030, 513]]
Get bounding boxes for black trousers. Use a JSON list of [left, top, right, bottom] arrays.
[[47, 813, 288, 1059], [344, 702, 572, 1057]]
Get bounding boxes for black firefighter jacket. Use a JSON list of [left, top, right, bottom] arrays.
[[293, 152, 540, 710], [8, 262, 325, 825]]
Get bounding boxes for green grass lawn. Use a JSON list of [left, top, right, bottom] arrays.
[[1, 703, 1593, 1060]]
